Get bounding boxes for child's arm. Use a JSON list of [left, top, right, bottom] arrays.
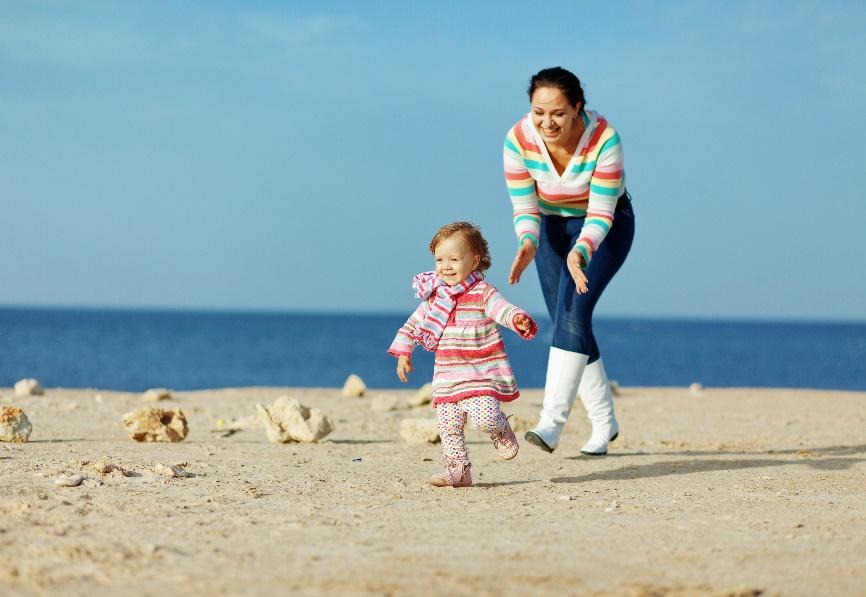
[[483, 285, 538, 340], [387, 301, 430, 382]]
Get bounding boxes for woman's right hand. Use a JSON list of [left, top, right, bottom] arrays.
[[509, 238, 537, 285]]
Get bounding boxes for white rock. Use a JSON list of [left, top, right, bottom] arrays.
[[689, 382, 704, 396], [558, 494, 573, 501], [605, 500, 619, 512], [142, 388, 172, 402], [121, 408, 189, 442], [370, 394, 405, 412], [0, 406, 33, 443], [400, 418, 440, 444], [55, 474, 85, 488], [407, 382, 433, 407], [341, 374, 366, 398], [14, 379, 43, 397], [256, 397, 334, 443]]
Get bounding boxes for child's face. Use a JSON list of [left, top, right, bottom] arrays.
[[434, 234, 480, 286]]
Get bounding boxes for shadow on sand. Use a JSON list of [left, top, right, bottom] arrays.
[[551, 443, 866, 483]]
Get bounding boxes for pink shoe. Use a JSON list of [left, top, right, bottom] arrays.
[[430, 459, 472, 487], [491, 424, 519, 460]]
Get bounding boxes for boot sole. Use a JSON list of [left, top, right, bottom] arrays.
[[524, 431, 554, 453]]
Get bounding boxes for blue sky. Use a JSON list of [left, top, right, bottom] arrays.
[[2, 1, 865, 320]]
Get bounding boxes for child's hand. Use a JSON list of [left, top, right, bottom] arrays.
[[514, 314, 532, 336], [396, 354, 413, 383]]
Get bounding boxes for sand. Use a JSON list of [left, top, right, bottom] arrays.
[[0, 385, 864, 596]]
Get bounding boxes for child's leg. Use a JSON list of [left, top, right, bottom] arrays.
[[436, 401, 469, 463], [465, 396, 519, 460], [464, 396, 509, 434]]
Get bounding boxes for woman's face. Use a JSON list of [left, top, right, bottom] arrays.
[[530, 86, 582, 146]]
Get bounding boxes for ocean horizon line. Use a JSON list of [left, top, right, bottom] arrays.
[[1, 302, 865, 327]]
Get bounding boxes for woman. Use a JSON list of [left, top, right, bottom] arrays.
[[503, 66, 634, 455]]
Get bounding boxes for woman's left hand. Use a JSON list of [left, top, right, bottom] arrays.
[[566, 251, 589, 294]]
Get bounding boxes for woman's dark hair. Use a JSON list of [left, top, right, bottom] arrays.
[[528, 66, 586, 110]]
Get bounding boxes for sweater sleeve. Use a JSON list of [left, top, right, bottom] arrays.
[[387, 301, 430, 357], [503, 125, 542, 249], [483, 285, 537, 340], [573, 130, 624, 267]]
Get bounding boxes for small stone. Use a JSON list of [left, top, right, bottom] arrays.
[[14, 379, 43, 397], [689, 382, 703, 396], [121, 408, 189, 442], [400, 418, 440, 444], [604, 500, 619, 512], [407, 382, 433, 407], [341, 374, 366, 398], [94, 393, 104, 403], [558, 494, 573, 501], [55, 474, 85, 487], [88, 461, 132, 477], [142, 388, 172, 402], [0, 406, 33, 443], [370, 394, 404, 412], [256, 397, 334, 443], [153, 463, 194, 478]]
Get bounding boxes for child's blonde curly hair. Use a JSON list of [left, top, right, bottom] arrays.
[[429, 221, 492, 272]]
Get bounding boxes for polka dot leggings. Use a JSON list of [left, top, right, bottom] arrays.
[[436, 396, 509, 464]]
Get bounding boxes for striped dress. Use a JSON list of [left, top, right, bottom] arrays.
[[503, 109, 625, 266], [388, 280, 537, 405]]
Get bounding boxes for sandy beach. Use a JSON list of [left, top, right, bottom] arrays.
[[1, 385, 864, 596]]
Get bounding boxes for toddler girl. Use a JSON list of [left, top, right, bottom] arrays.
[[388, 221, 537, 487]]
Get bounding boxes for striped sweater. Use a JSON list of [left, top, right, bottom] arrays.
[[388, 280, 537, 405], [503, 110, 625, 266]]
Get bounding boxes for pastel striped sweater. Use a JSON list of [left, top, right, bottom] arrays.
[[388, 280, 537, 405], [503, 110, 626, 266]]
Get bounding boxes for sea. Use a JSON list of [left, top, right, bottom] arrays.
[[1, 307, 865, 392]]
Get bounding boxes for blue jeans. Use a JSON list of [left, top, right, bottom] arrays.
[[535, 192, 635, 361]]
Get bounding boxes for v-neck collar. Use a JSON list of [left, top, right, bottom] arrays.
[[529, 110, 595, 181]]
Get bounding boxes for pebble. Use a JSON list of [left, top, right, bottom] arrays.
[[55, 474, 85, 488], [14, 378, 43, 397], [341, 374, 366, 398], [399, 418, 440, 444], [370, 394, 404, 412], [142, 388, 172, 402], [154, 463, 194, 478], [605, 500, 619, 512], [558, 494, 573, 501]]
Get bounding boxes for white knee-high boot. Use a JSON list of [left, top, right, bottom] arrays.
[[577, 357, 619, 455], [525, 347, 588, 452]]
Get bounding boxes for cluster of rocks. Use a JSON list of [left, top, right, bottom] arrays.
[[3, 374, 468, 448], [341, 374, 441, 444]]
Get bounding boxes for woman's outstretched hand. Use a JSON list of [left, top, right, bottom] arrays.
[[509, 239, 537, 285], [567, 251, 589, 294]]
